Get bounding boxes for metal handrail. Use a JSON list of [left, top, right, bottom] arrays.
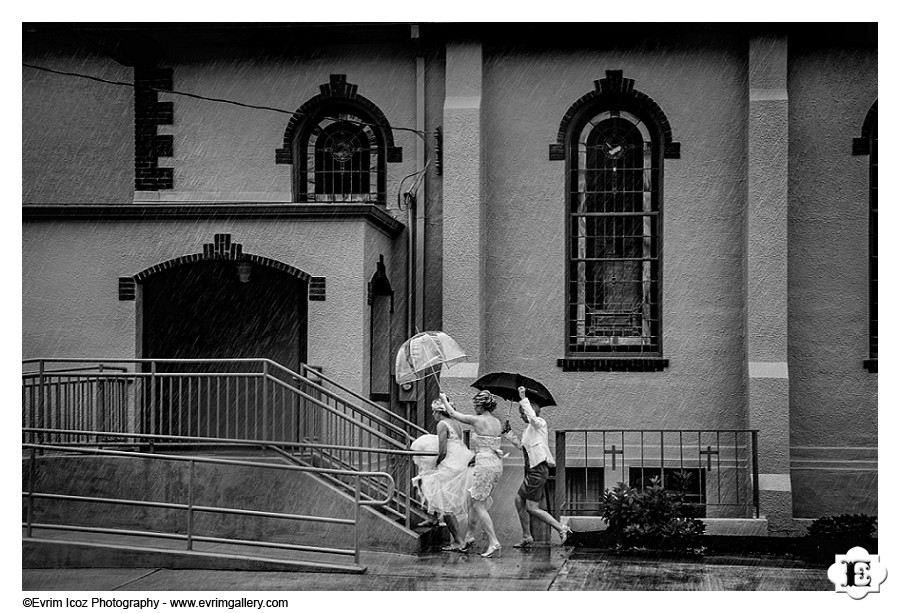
[[23, 440, 396, 567], [22, 428, 436, 458], [22, 357, 431, 529], [23, 365, 130, 375], [270, 360, 420, 442], [23, 357, 416, 443], [557, 428, 761, 434], [23, 427, 433, 528], [300, 364, 428, 438], [264, 375, 405, 449]]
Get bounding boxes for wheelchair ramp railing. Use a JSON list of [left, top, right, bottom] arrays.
[[22, 359, 433, 529], [23, 430, 397, 572]]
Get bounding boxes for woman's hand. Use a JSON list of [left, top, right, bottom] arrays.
[[517, 386, 528, 401], [438, 393, 453, 416]]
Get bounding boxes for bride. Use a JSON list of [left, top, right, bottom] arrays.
[[412, 398, 476, 551]]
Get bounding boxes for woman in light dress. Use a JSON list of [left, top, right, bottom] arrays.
[[411, 399, 476, 550], [438, 390, 504, 558]]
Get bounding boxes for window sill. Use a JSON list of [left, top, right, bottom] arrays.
[[557, 357, 669, 372], [863, 359, 878, 374]]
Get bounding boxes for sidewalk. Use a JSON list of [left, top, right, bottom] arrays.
[[23, 547, 832, 591]]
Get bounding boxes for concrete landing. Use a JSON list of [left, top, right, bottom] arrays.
[[23, 545, 833, 591]]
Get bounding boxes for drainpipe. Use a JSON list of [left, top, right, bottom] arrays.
[[413, 27, 428, 427]]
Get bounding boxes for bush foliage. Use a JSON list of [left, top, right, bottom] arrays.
[[599, 476, 706, 554], [807, 514, 877, 540]]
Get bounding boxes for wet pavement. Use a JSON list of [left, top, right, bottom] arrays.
[[23, 546, 832, 591]]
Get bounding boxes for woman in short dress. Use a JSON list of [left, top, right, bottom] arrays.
[[438, 390, 504, 558]]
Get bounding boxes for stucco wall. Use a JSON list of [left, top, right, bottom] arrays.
[[362, 224, 398, 394], [787, 41, 877, 516], [22, 219, 373, 390], [145, 33, 418, 210], [480, 35, 749, 432], [22, 33, 133, 204]]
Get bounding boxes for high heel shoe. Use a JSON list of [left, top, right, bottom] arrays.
[[480, 543, 502, 558], [457, 538, 476, 553], [512, 537, 534, 549], [557, 525, 573, 546]]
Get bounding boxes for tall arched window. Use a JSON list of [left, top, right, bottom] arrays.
[[854, 100, 877, 372], [275, 75, 402, 205], [553, 72, 679, 369], [570, 110, 659, 355]]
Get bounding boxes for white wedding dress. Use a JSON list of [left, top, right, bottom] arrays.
[[411, 426, 476, 516]]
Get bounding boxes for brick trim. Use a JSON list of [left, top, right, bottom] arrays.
[[275, 74, 401, 165], [126, 234, 313, 287], [309, 277, 326, 301], [134, 66, 174, 191], [118, 277, 136, 301], [549, 70, 681, 160], [557, 357, 669, 372]]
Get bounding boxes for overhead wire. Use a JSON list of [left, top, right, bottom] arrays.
[[24, 61, 435, 210], [22, 62, 428, 140]]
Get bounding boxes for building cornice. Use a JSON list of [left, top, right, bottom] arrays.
[[22, 203, 406, 238]]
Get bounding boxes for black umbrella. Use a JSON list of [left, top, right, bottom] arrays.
[[471, 372, 557, 407]]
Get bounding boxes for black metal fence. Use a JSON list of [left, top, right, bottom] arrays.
[[554, 429, 759, 519]]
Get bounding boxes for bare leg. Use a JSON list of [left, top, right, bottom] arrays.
[[444, 514, 465, 546], [471, 499, 500, 549], [515, 494, 533, 541], [467, 503, 479, 540], [525, 499, 565, 532]]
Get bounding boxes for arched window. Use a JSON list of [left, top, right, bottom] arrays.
[[305, 112, 382, 202], [553, 72, 679, 368], [275, 75, 402, 205], [569, 110, 659, 355], [854, 101, 877, 372]]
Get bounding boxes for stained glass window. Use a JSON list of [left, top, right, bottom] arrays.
[[568, 110, 661, 355]]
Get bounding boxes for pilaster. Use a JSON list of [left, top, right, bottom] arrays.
[[747, 34, 794, 532], [441, 42, 483, 399]]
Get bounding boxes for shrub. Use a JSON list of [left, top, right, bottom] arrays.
[[807, 514, 877, 540], [599, 478, 706, 554]]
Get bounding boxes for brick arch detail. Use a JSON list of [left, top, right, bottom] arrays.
[[119, 234, 325, 301], [549, 70, 681, 160], [275, 74, 402, 165], [853, 100, 878, 155], [132, 253, 311, 283]]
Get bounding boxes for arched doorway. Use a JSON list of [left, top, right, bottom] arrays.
[[140, 258, 308, 439]]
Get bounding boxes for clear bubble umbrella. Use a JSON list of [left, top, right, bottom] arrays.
[[394, 331, 468, 390]]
